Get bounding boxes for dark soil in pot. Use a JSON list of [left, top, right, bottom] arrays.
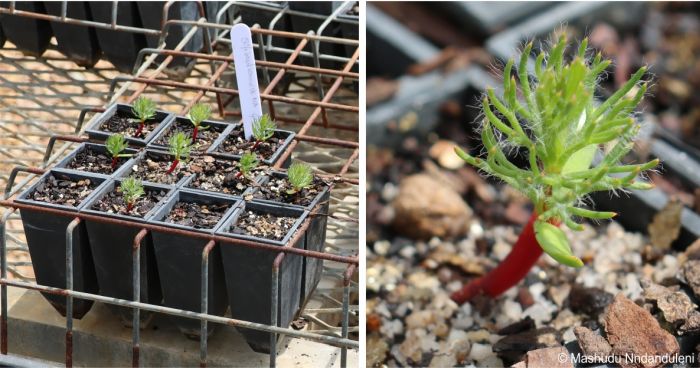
[[127, 152, 194, 185], [64, 146, 133, 175], [153, 119, 225, 152], [253, 176, 329, 207], [185, 155, 266, 196], [83, 182, 168, 327], [163, 201, 229, 229], [100, 109, 162, 141], [15, 171, 105, 319], [229, 210, 297, 241], [214, 125, 287, 161]]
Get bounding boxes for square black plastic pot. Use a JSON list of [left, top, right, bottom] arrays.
[[216, 201, 307, 354], [81, 179, 173, 327], [116, 150, 195, 188], [0, 1, 53, 57], [148, 116, 231, 153], [148, 190, 239, 338], [207, 124, 295, 168], [182, 155, 264, 198], [137, 1, 202, 75], [252, 171, 330, 308], [85, 103, 175, 147], [44, 1, 101, 67], [88, 1, 147, 73], [287, 2, 342, 69], [14, 169, 109, 319], [53, 142, 138, 178]]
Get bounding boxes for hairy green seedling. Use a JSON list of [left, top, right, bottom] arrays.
[[120, 176, 145, 213], [286, 161, 314, 195], [187, 103, 211, 142], [455, 33, 657, 268], [167, 131, 192, 174], [105, 134, 132, 169], [236, 152, 259, 179], [251, 114, 276, 150], [131, 96, 157, 137]]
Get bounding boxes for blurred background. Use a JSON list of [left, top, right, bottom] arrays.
[[366, 2, 700, 367]]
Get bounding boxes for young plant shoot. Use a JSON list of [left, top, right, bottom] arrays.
[[167, 131, 192, 174], [236, 152, 259, 179], [120, 176, 145, 213], [131, 96, 157, 137], [451, 34, 658, 304], [251, 114, 276, 150], [286, 161, 314, 195], [187, 103, 211, 142], [105, 133, 131, 169]]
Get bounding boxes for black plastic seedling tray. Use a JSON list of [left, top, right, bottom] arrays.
[[148, 189, 239, 338], [84, 103, 175, 147], [208, 125, 296, 168], [148, 116, 231, 153], [251, 171, 331, 308], [82, 178, 173, 326], [216, 200, 307, 354], [88, 1, 147, 73], [52, 142, 139, 178], [14, 169, 109, 319], [0, 1, 53, 56], [44, 1, 101, 67]]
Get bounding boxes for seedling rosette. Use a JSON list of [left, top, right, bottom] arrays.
[[120, 176, 145, 213], [286, 161, 314, 195], [251, 114, 276, 150], [451, 34, 659, 304], [187, 103, 211, 142], [236, 152, 259, 179], [105, 134, 132, 169], [131, 96, 157, 138], [167, 131, 192, 174]]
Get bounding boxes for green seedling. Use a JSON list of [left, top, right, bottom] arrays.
[[452, 33, 658, 304], [167, 131, 192, 174], [236, 152, 259, 179], [286, 161, 314, 195], [131, 96, 157, 137], [251, 114, 276, 150], [187, 103, 211, 142], [105, 134, 132, 169], [120, 176, 145, 213]]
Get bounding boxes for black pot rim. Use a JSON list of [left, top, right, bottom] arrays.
[[215, 200, 308, 247], [14, 168, 110, 212], [80, 178, 176, 222], [251, 170, 331, 211], [207, 124, 296, 167], [147, 116, 233, 151], [85, 103, 175, 146]]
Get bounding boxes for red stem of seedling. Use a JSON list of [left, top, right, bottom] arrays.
[[135, 122, 145, 137], [126, 202, 133, 213], [235, 171, 243, 179], [451, 213, 553, 304], [192, 126, 198, 142], [111, 157, 118, 170], [251, 140, 260, 151], [167, 159, 179, 174]]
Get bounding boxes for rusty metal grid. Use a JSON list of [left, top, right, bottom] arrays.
[[0, 1, 359, 367]]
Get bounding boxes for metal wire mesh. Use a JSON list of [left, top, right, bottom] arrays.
[[0, 1, 359, 366]]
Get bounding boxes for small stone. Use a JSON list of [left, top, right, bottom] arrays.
[[568, 284, 613, 317], [493, 327, 561, 363], [497, 317, 535, 335], [502, 300, 523, 322], [573, 326, 612, 363], [466, 329, 492, 343], [648, 198, 683, 250], [682, 260, 700, 298], [374, 240, 390, 256], [525, 346, 573, 368], [405, 310, 435, 329], [657, 290, 695, 325], [391, 174, 472, 239], [468, 343, 493, 362], [367, 334, 389, 367], [517, 287, 535, 308], [605, 294, 679, 368]]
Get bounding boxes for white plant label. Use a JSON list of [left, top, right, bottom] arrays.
[[231, 24, 262, 140]]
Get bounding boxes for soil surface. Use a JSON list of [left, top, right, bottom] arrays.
[[253, 176, 328, 207], [65, 146, 132, 175], [215, 125, 285, 160], [185, 155, 267, 196], [98, 109, 162, 139], [229, 210, 297, 241], [164, 201, 231, 229], [91, 186, 168, 218], [27, 174, 97, 207], [154, 120, 225, 152], [127, 153, 194, 185]]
